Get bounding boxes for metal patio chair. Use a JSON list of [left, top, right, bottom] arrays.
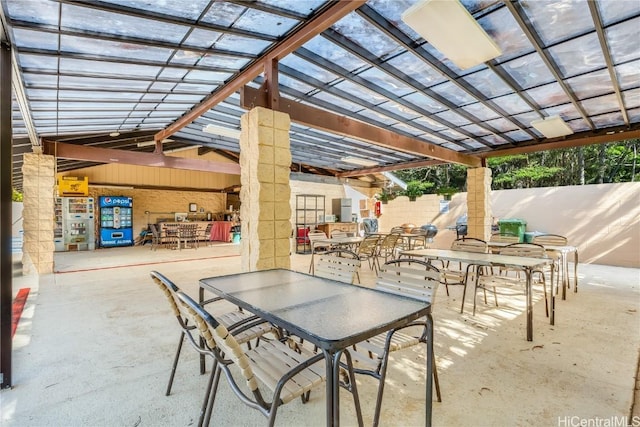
[[349, 259, 442, 427], [356, 234, 381, 275], [173, 290, 364, 427], [149, 271, 273, 397], [532, 234, 569, 292], [314, 249, 361, 284], [440, 238, 488, 311]]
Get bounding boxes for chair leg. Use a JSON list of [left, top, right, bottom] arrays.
[[432, 348, 442, 403], [166, 331, 185, 396], [202, 361, 221, 427]]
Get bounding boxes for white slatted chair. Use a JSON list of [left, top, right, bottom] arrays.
[[532, 234, 569, 292], [173, 290, 364, 427], [350, 259, 442, 427], [440, 238, 488, 312], [315, 249, 361, 284], [307, 231, 330, 274]]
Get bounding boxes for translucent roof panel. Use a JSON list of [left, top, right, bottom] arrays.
[[4, 0, 640, 185], [301, 36, 369, 74], [60, 2, 190, 43], [522, 0, 593, 46], [331, 13, 405, 60], [109, 0, 211, 21]]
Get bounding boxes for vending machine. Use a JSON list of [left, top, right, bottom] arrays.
[[57, 197, 95, 251], [99, 196, 133, 248]]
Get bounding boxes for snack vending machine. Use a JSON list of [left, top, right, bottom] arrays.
[[55, 197, 95, 251], [99, 196, 133, 248]]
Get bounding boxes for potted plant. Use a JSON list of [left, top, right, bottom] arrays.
[[376, 187, 396, 204], [404, 181, 427, 202], [436, 186, 458, 201]]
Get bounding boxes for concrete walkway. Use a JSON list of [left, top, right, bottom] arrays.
[[3, 244, 639, 426]]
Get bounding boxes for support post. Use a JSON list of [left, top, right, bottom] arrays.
[[1, 40, 13, 389], [239, 107, 292, 271]]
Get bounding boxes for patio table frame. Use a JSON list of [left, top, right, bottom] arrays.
[[402, 249, 552, 341], [199, 269, 433, 427], [488, 242, 579, 299]]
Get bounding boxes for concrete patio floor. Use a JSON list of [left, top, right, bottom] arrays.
[[2, 243, 640, 426]]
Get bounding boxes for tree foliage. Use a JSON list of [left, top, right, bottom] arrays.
[[392, 139, 638, 191], [12, 188, 23, 202]]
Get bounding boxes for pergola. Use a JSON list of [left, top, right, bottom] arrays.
[[1, 0, 639, 388]]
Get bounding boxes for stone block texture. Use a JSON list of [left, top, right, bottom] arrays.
[[240, 107, 291, 272], [22, 153, 56, 274], [466, 167, 492, 241]]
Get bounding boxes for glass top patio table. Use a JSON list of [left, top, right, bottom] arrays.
[[402, 248, 551, 341], [487, 242, 579, 300], [199, 269, 434, 427]]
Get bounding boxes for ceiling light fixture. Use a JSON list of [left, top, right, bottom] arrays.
[[530, 116, 574, 139], [341, 156, 378, 167], [401, 0, 502, 70], [202, 124, 241, 139], [109, 131, 120, 137]]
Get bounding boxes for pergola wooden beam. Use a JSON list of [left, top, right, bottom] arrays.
[[241, 85, 481, 167], [336, 159, 446, 177], [479, 126, 640, 158], [43, 140, 240, 175], [154, 0, 364, 142]]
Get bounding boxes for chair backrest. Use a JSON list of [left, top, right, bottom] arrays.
[[376, 259, 440, 303], [357, 234, 380, 256], [331, 231, 349, 239], [308, 231, 328, 243], [315, 249, 361, 284], [173, 290, 261, 396], [499, 243, 546, 258], [389, 226, 404, 234], [451, 237, 487, 253], [379, 233, 401, 250], [149, 271, 186, 327], [532, 234, 568, 246], [490, 233, 520, 243], [150, 223, 161, 238]]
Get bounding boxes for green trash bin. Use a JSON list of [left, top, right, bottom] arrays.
[[498, 218, 527, 242]]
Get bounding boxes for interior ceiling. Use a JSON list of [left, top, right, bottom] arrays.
[[2, 0, 639, 190]]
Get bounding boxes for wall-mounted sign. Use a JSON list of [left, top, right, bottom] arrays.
[[58, 176, 89, 196]]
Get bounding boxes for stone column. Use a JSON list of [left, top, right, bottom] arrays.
[[239, 107, 291, 272], [466, 167, 492, 242], [21, 153, 56, 274]]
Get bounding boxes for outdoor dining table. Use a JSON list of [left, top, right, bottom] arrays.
[[402, 248, 552, 341], [199, 269, 434, 427], [488, 242, 579, 299]]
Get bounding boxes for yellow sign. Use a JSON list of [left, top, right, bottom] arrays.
[[58, 176, 89, 196]]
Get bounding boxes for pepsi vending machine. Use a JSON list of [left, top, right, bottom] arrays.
[[99, 196, 133, 247]]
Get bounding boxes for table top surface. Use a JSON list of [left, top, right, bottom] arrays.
[[487, 241, 577, 252], [402, 248, 551, 268], [199, 269, 430, 352], [316, 236, 363, 245]]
